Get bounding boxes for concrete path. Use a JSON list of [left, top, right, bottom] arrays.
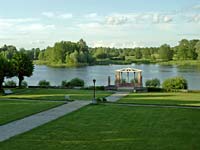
[[0, 100, 90, 142], [106, 102, 200, 110], [106, 91, 129, 102], [0, 91, 129, 142]]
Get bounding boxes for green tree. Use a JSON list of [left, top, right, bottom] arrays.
[[145, 78, 160, 87], [162, 76, 188, 91], [159, 44, 173, 61], [0, 55, 15, 90], [195, 41, 200, 60], [12, 52, 34, 87], [135, 48, 142, 59], [177, 39, 197, 60]]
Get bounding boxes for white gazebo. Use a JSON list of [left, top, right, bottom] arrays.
[[115, 68, 143, 88]]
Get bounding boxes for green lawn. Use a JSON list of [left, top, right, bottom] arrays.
[[0, 88, 113, 101], [118, 92, 200, 106], [0, 104, 200, 149], [0, 100, 64, 125]]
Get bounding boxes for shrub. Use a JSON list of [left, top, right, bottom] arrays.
[[131, 78, 138, 84], [38, 80, 50, 87], [21, 81, 28, 88], [69, 78, 84, 87], [121, 79, 126, 84], [4, 80, 17, 86], [61, 80, 70, 88], [145, 78, 160, 88], [162, 76, 188, 91]]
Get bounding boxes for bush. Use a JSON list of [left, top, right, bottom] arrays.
[[38, 80, 50, 87], [4, 80, 16, 86], [69, 78, 84, 87], [147, 87, 163, 92], [145, 78, 160, 88], [21, 81, 28, 88], [61, 80, 70, 88], [162, 76, 188, 91]]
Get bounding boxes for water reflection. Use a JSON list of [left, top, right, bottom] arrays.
[[5, 64, 200, 90]]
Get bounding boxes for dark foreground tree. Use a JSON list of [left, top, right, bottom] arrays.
[[12, 52, 34, 87], [0, 55, 14, 90]]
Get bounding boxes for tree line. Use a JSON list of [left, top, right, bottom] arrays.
[[0, 38, 200, 68]]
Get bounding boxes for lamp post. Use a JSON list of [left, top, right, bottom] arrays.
[[92, 79, 96, 104]]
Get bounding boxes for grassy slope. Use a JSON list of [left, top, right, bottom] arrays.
[[118, 92, 200, 106], [0, 104, 200, 150], [0, 100, 64, 125], [0, 89, 113, 101]]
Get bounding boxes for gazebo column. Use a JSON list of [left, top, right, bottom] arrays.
[[127, 72, 129, 83], [137, 72, 142, 87]]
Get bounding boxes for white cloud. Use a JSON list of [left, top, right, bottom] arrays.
[[58, 13, 73, 19], [17, 24, 55, 31], [85, 13, 98, 18], [78, 22, 102, 29], [42, 12, 55, 18], [189, 14, 200, 23], [106, 15, 128, 25], [42, 12, 73, 19], [152, 14, 173, 23], [193, 4, 200, 10], [90, 40, 140, 48]]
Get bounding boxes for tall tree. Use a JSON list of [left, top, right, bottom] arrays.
[[195, 41, 200, 60], [159, 44, 173, 61], [12, 52, 34, 87], [0, 55, 14, 90]]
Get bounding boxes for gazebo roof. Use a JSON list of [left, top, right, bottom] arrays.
[[115, 67, 142, 73]]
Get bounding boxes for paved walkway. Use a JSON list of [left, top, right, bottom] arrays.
[[0, 91, 129, 142], [0, 100, 90, 142], [106, 91, 129, 102]]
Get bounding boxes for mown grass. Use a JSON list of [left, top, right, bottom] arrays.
[[0, 104, 200, 149], [0, 88, 113, 101], [118, 92, 200, 106], [0, 100, 64, 125]]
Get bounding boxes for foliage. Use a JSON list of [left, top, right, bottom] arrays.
[[21, 81, 28, 88], [177, 39, 198, 60], [131, 78, 138, 84], [162, 76, 188, 91], [12, 51, 34, 87], [159, 44, 173, 61], [0, 54, 15, 90], [38, 80, 51, 87], [61, 80, 70, 88], [145, 78, 160, 87], [4, 80, 17, 86], [69, 78, 84, 87], [39, 39, 95, 66], [1, 38, 200, 68]]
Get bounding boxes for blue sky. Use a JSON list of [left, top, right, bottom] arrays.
[[0, 0, 199, 49]]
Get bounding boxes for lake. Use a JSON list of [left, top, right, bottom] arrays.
[[6, 64, 200, 90]]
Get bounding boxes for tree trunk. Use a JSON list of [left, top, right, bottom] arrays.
[[18, 76, 24, 88], [0, 78, 4, 92]]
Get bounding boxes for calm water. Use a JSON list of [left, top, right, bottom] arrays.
[[6, 64, 200, 90]]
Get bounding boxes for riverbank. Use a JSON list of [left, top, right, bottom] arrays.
[[34, 59, 200, 68]]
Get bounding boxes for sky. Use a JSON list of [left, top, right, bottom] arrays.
[[0, 0, 200, 49]]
